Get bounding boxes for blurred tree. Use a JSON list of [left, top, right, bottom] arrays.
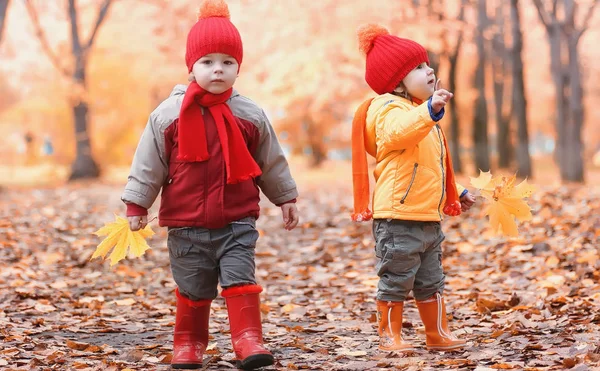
[[473, 0, 490, 171], [532, 0, 598, 182], [228, 0, 421, 167], [0, 0, 8, 45], [418, 0, 469, 173], [0, 0, 17, 115], [0, 72, 17, 113], [510, 0, 532, 178], [25, 0, 114, 180], [490, 1, 514, 169]]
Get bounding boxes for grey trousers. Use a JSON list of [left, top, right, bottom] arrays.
[[373, 219, 446, 302], [167, 217, 258, 301]]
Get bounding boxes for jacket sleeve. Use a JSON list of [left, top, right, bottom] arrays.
[[253, 111, 299, 205], [121, 113, 169, 210], [376, 101, 438, 151], [456, 183, 467, 197]]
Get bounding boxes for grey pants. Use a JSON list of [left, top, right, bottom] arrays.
[[168, 217, 258, 301], [373, 219, 446, 302]]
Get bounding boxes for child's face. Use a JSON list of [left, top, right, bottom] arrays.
[[396, 62, 435, 101], [192, 53, 239, 94]]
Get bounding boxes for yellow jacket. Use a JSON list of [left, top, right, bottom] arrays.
[[364, 94, 465, 221]]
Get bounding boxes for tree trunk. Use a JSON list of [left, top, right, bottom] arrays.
[[67, 0, 104, 180], [302, 116, 326, 168], [69, 60, 100, 180], [494, 84, 512, 168], [448, 51, 462, 173], [309, 144, 326, 167], [564, 34, 585, 182], [510, 0, 532, 178], [492, 1, 513, 169], [548, 24, 568, 173], [428, 49, 440, 74], [444, 0, 467, 174], [0, 0, 9, 44], [473, 0, 490, 172], [532, 0, 593, 183]]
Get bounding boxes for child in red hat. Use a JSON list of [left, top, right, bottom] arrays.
[[121, 0, 299, 368], [351, 24, 476, 352]]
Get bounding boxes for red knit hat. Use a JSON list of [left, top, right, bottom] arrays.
[[357, 24, 429, 94], [185, 0, 243, 72]]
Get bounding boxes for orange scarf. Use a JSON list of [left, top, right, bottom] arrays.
[[351, 99, 461, 221], [178, 82, 262, 184]]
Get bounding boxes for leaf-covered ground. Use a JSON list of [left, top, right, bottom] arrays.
[[1, 169, 599, 370]]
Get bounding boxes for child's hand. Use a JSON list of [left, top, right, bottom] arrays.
[[431, 79, 454, 114], [280, 203, 299, 231], [460, 191, 476, 212], [128, 215, 148, 231]]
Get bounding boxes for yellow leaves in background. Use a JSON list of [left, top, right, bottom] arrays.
[[470, 171, 536, 237], [92, 215, 154, 266]]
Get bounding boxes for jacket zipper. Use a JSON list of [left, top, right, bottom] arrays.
[[167, 163, 183, 185], [436, 126, 445, 218], [203, 157, 209, 226], [400, 163, 418, 204], [201, 105, 208, 226]]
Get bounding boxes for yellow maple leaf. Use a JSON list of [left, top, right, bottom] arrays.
[[92, 215, 154, 266], [470, 171, 536, 237]]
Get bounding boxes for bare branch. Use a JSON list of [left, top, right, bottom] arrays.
[[68, 0, 82, 55], [457, 0, 467, 21], [134, 0, 167, 6], [563, 0, 576, 32], [532, 0, 554, 29], [451, 28, 464, 60], [0, 0, 9, 45], [576, 0, 599, 40], [24, 0, 71, 77], [85, 0, 112, 50]]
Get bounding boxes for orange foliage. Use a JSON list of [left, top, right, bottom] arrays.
[[1, 0, 599, 167]]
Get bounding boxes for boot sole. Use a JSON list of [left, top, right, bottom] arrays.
[[426, 344, 465, 351], [171, 363, 203, 369], [379, 346, 417, 352], [237, 354, 275, 370]]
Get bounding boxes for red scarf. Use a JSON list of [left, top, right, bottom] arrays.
[[177, 82, 262, 184]]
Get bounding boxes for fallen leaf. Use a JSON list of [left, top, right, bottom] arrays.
[[113, 298, 136, 306], [470, 171, 535, 236], [491, 364, 516, 369], [34, 302, 57, 313], [92, 215, 154, 265], [66, 340, 89, 351], [476, 297, 509, 313]]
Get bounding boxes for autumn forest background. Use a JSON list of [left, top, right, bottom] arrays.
[[0, 0, 599, 370]]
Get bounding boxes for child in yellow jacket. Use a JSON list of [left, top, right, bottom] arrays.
[[352, 24, 476, 352]]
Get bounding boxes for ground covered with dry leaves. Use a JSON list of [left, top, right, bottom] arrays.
[[1, 168, 599, 370]]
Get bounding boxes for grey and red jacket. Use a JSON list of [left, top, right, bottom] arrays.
[[121, 85, 298, 229]]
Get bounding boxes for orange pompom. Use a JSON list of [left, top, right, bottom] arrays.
[[357, 24, 389, 56], [197, 0, 230, 20]]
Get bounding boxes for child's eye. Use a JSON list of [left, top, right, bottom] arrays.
[[202, 60, 212, 65], [416, 64, 424, 69], [224, 60, 234, 65]]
